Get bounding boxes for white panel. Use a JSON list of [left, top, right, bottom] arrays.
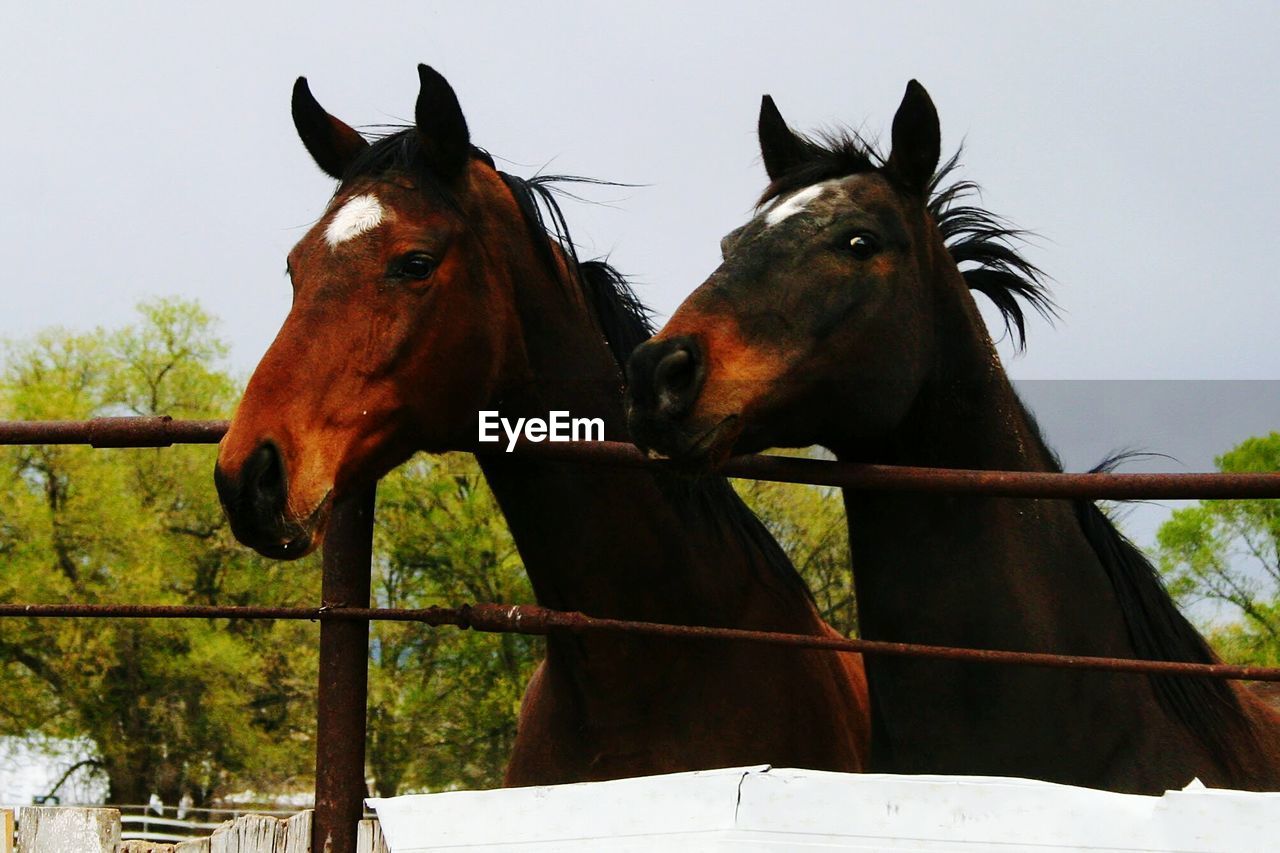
[[369, 766, 1280, 853]]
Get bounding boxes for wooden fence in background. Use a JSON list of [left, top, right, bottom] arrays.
[[2, 808, 387, 853]]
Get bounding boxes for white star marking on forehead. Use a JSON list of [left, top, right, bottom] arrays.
[[325, 194, 385, 248], [764, 180, 839, 227]]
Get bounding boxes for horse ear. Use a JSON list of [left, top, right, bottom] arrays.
[[291, 78, 369, 180], [415, 64, 471, 182], [758, 95, 808, 182], [885, 80, 941, 197]]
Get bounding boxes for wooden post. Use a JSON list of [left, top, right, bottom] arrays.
[[0, 809, 12, 853], [16, 807, 120, 852], [157, 811, 312, 853], [355, 819, 389, 853], [206, 811, 311, 852]]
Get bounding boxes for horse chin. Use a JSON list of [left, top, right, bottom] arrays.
[[246, 491, 332, 561], [693, 416, 746, 467], [640, 415, 744, 471], [254, 531, 317, 561]]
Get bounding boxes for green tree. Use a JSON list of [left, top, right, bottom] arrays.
[[0, 299, 319, 805], [367, 453, 539, 795], [734, 454, 857, 636], [1157, 433, 1280, 665]]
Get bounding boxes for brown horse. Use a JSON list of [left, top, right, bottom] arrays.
[[213, 65, 869, 785], [626, 81, 1280, 793]]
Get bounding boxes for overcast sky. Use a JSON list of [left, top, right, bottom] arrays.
[[3, 3, 1278, 573]]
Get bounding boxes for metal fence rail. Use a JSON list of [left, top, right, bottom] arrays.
[[3, 416, 1279, 852], [4, 417, 1279, 499], [2, 602, 1278, 683]]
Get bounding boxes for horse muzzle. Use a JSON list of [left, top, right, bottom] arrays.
[[214, 440, 331, 559], [626, 335, 744, 466]]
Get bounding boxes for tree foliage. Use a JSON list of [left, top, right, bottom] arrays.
[[0, 299, 319, 805], [735, 457, 858, 636], [367, 454, 539, 795], [1157, 433, 1280, 666]]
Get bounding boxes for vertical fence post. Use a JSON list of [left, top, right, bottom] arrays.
[[313, 485, 376, 853]]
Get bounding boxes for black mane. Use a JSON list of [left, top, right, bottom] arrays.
[[496, 172, 655, 368], [1072, 452, 1250, 764], [758, 132, 1055, 351], [927, 153, 1056, 351], [762, 126, 1251, 761]]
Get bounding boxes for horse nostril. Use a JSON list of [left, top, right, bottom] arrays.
[[626, 335, 707, 427], [656, 347, 691, 404], [653, 341, 703, 419], [244, 441, 286, 511], [215, 439, 316, 558]]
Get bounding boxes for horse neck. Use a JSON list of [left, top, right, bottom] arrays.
[[834, 249, 1133, 656], [475, 247, 814, 630]]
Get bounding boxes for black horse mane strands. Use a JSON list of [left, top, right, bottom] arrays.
[[1072, 454, 1253, 765], [496, 171, 654, 368], [926, 151, 1056, 351]]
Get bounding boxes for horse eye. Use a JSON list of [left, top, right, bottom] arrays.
[[847, 234, 880, 260], [395, 253, 437, 280]]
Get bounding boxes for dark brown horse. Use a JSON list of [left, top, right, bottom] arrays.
[[626, 81, 1280, 793], [213, 65, 869, 785]]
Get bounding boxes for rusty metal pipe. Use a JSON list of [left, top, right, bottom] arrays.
[[0, 417, 228, 447], [472, 603, 1280, 683], [497, 440, 1280, 500], [2, 420, 1275, 499], [313, 485, 376, 853], [3, 601, 1278, 683], [0, 602, 469, 625]]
